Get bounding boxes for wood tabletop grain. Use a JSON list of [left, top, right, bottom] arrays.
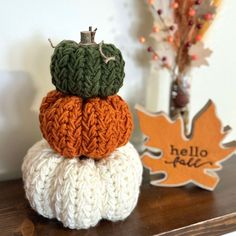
[[0, 156, 236, 236]]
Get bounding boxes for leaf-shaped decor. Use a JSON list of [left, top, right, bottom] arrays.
[[189, 42, 213, 67], [136, 100, 236, 191], [195, 0, 217, 18]]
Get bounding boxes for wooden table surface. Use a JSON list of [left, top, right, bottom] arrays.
[[1, 156, 236, 236]]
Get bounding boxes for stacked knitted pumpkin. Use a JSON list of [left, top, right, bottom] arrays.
[[22, 28, 143, 230]]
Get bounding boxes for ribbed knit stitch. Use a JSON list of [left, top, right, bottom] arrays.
[[22, 139, 143, 230], [22, 32, 143, 230], [50, 40, 125, 98], [39, 90, 133, 159]]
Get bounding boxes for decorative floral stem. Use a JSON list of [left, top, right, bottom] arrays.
[[140, 0, 220, 135]]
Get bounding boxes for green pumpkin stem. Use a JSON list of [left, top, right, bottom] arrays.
[[91, 28, 97, 43], [80, 26, 97, 45]]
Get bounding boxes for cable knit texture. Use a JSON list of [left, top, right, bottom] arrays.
[[22, 139, 143, 230], [50, 40, 125, 98], [39, 90, 133, 159]]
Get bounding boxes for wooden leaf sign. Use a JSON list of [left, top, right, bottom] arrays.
[[136, 100, 236, 191]]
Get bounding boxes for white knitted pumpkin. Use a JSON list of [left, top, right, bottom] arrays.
[[22, 140, 143, 230]]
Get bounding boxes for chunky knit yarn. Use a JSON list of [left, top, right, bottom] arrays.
[[22, 139, 143, 230], [39, 90, 133, 159], [50, 40, 125, 98]]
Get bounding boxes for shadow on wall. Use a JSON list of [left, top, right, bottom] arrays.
[[0, 35, 52, 181], [7, 34, 53, 111], [127, 0, 153, 150], [0, 71, 41, 180], [130, 0, 153, 68]]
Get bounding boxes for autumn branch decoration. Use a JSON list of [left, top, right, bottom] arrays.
[[140, 0, 221, 133]]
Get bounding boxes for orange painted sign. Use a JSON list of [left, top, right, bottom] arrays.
[[136, 100, 236, 191]]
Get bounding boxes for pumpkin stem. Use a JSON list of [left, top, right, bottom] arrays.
[[80, 26, 97, 45], [80, 31, 92, 44], [91, 27, 97, 43]]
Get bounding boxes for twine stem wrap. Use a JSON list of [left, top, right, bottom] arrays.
[[99, 41, 116, 64]]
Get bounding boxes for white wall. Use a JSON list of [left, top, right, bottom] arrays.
[[190, 2, 236, 143], [0, 0, 235, 180]]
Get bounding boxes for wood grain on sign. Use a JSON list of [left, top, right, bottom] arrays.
[[136, 100, 236, 191]]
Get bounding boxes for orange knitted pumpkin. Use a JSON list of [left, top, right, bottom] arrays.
[[39, 90, 133, 159]]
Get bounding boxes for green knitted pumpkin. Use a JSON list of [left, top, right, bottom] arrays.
[[50, 39, 125, 98]]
